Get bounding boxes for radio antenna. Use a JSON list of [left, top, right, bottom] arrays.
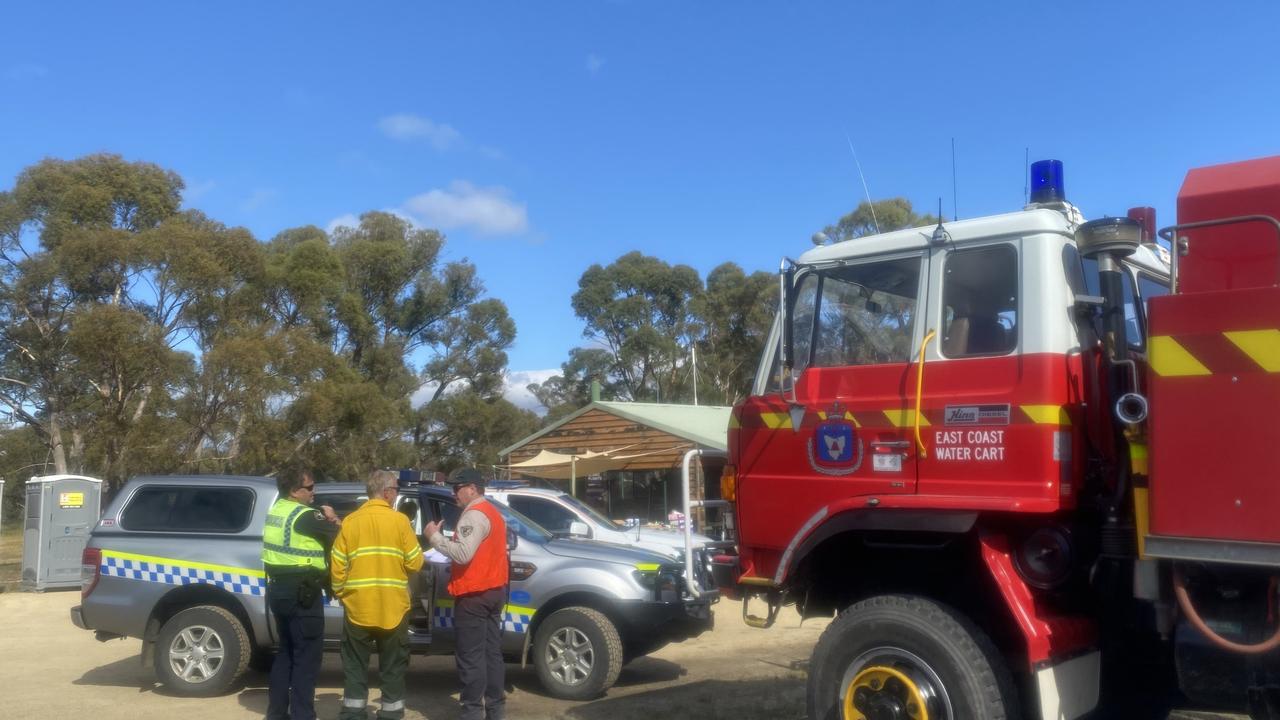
[[951, 138, 958, 221], [1024, 147, 1030, 205], [844, 131, 879, 235]]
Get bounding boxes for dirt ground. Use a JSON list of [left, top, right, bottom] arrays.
[[2, 589, 1244, 720], [4, 590, 825, 720]]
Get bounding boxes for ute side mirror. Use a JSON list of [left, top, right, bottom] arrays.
[[568, 521, 591, 538], [507, 528, 518, 551]]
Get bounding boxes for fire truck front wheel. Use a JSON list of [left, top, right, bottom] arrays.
[[806, 594, 1019, 720]]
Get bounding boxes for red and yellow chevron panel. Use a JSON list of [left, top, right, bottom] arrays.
[[1147, 286, 1280, 545], [1151, 330, 1280, 377]]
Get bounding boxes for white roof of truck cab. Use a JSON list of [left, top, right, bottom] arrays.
[[797, 207, 1170, 278], [799, 209, 1074, 265]]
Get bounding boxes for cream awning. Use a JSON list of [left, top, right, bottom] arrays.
[[506, 446, 683, 480]]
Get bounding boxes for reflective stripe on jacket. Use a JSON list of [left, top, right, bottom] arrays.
[[330, 497, 424, 629], [262, 498, 327, 571], [447, 499, 508, 596]]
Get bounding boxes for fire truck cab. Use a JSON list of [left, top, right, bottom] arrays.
[[721, 157, 1280, 720]]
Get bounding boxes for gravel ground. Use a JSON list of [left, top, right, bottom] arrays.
[[2, 589, 1245, 719]]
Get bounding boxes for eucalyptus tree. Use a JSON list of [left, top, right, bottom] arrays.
[[817, 197, 939, 244], [570, 251, 702, 404], [0, 154, 189, 486], [271, 211, 518, 476], [692, 262, 775, 405]]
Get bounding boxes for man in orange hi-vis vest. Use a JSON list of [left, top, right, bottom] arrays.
[[424, 468, 509, 720], [331, 469, 424, 720]]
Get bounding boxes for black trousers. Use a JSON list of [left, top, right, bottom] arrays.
[[454, 586, 507, 720], [267, 578, 325, 720]]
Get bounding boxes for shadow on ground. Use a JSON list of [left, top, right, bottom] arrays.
[[566, 678, 807, 720], [74, 654, 156, 691]]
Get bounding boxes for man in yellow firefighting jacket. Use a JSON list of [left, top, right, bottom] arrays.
[[331, 469, 424, 720]]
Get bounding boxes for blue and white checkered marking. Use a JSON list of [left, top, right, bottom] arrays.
[[504, 609, 532, 634], [100, 553, 266, 597], [432, 602, 533, 634], [433, 604, 455, 629]]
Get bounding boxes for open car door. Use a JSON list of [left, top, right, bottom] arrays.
[[419, 492, 462, 653]]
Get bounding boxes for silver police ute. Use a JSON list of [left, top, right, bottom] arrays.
[[72, 475, 715, 700]]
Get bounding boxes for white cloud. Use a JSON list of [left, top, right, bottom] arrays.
[[504, 369, 559, 414], [5, 63, 48, 81], [377, 113, 462, 150], [403, 181, 528, 236], [586, 53, 606, 76], [183, 179, 216, 203], [241, 188, 278, 211], [410, 381, 440, 408], [325, 213, 360, 234], [408, 370, 555, 415]]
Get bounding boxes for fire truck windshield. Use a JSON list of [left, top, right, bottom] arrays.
[[790, 256, 922, 373]]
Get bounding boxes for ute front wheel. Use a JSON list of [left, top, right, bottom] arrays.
[[806, 594, 1019, 720], [532, 607, 623, 700]]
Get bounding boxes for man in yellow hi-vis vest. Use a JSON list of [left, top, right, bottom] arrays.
[[263, 465, 340, 720], [331, 469, 424, 720]]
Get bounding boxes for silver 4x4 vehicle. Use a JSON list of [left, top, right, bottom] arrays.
[[72, 475, 715, 701], [485, 483, 716, 561]]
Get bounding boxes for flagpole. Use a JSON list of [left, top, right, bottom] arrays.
[[691, 345, 698, 406]]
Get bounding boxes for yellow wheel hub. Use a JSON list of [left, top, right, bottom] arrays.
[[842, 665, 931, 720]]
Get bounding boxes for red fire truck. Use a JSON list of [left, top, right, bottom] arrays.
[[714, 155, 1280, 719]]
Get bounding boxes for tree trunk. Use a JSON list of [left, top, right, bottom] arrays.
[[226, 412, 247, 469], [131, 385, 152, 422], [70, 428, 85, 473], [47, 411, 68, 474]]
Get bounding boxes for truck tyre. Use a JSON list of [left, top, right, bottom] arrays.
[[807, 594, 1019, 720], [154, 605, 250, 696], [532, 606, 624, 700]]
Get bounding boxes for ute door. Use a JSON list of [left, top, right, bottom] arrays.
[[737, 251, 928, 554], [395, 495, 434, 639], [422, 495, 462, 652], [315, 490, 365, 640]]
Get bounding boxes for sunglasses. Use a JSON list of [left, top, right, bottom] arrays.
[[301, 483, 315, 491]]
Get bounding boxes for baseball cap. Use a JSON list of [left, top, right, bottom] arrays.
[[447, 468, 484, 487]]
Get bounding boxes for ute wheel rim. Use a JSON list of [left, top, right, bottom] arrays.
[[167, 623, 226, 684], [543, 626, 595, 687], [840, 647, 951, 720]]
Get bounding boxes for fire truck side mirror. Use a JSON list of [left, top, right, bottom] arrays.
[[781, 265, 796, 373]]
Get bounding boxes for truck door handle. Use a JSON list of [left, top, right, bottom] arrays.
[[871, 440, 912, 449]]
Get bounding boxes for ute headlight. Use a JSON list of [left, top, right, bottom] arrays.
[[633, 564, 680, 600]]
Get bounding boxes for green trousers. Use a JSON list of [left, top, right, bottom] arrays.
[[339, 614, 410, 720]]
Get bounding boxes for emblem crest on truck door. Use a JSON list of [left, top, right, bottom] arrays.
[[807, 403, 863, 475]]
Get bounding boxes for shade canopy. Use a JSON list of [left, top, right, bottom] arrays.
[[506, 446, 681, 480]]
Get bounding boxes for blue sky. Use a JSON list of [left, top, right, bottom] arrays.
[[4, 2, 1280, 410]]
